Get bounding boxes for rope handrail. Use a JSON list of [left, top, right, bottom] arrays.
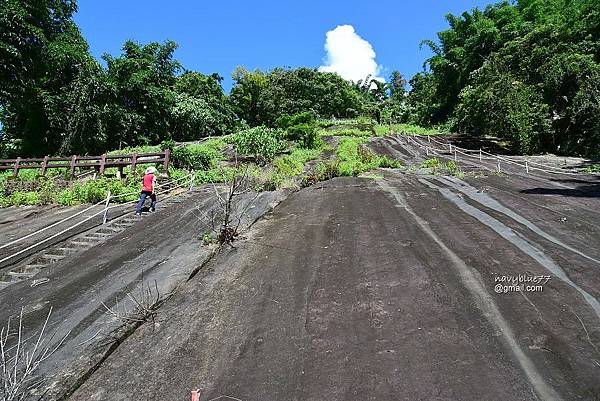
[[0, 173, 194, 251], [0, 201, 106, 250], [0, 172, 195, 266], [410, 134, 596, 177]]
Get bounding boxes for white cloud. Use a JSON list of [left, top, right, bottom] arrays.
[[319, 25, 384, 83]]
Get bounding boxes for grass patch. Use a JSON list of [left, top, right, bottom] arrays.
[[273, 147, 321, 177], [418, 158, 464, 177], [336, 137, 400, 176], [172, 139, 225, 170], [318, 128, 371, 137], [302, 138, 400, 185]]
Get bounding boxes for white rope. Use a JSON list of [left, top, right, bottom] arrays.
[[0, 206, 110, 265], [409, 135, 595, 177], [0, 173, 194, 250], [0, 173, 195, 266], [0, 201, 105, 250]]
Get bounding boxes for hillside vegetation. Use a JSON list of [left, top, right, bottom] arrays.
[[1, 0, 598, 160], [408, 0, 600, 157]]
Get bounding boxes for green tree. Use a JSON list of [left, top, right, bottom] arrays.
[[102, 40, 181, 147], [407, 0, 600, 156], [0, 0, 98, 156], [230, 67, 364, 126]]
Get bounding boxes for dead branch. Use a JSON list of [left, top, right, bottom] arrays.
[[1, 308, 69, 401], [102, 280, 161, 325]]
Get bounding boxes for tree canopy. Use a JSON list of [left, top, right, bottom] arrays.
[[2, 0, 599, 158], [407, 0, 600, 156], [0, 1, 236, 157]]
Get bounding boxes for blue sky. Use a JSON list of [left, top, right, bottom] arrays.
[[75, 0, 494, 92]]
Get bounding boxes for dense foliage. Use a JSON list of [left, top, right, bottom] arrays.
[[229, 67, 366, 126], [4, 0, 596, 160], [232, 126, 286, 163], [407, 0, 600, 156], [0, 0, 236, 157]]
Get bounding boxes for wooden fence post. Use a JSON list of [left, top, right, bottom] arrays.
[[130, 153, 138, 175], [99, 154, 107, 175], [163, 148, 171, 173], [13, 157, 21, 177], [41, 156, 49, 175], [69, 155, 77, 178]]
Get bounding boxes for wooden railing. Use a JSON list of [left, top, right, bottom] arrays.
[[0, 149, 171, 178]]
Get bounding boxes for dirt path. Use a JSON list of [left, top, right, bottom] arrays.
[[68, 173, 600, 400]]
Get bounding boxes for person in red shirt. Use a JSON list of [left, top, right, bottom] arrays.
[[135, 167, 157, 216]]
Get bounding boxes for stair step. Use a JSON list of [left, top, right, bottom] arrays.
[[43, 252, 65, 259], [45, 250, 66, 257], [76, 236, 97, 243], [58, 246, 79, 252], [69, 241, 93, 247], [24, 264, 46, 271], [97, 228, 119, 235], [8, 271, 35, 281], [85, 233, 111, 239]]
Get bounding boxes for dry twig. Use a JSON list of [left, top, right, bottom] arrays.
[[1, 307, 69, 401]]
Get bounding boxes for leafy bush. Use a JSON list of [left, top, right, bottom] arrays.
[[172, 144, 221, 170], [286, 123, 319, 149], [335, 138, 400, 176], [194, 166, 238, 185], [584, 164, 600, 173], [232, 126, 286, 163], [277, 112, 319, 149], [276, 112, 316, 129], [273, 147, 321, 177], [0, 191, 40, 207], [420, 158, 440, 169]]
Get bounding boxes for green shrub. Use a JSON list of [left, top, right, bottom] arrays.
[[420, 158, 440, 169], [277, 112, 316, 129], [273, 147, 321, 177], [170, 139, 225, 171], [232, 126, 286, 163], [286, 123, 319, 149], [336, 138, 401, 176], [172, 144, 220, 170], [1, 191, 40, 207], [194, 166, 238, 185], [277, 113, 319, 149], [445, 160, 459, 175]]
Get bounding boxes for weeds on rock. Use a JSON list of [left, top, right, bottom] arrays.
[[102, 280, 161, 325], [1, 308, 68, 401], [200, 165, 259, 247]]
